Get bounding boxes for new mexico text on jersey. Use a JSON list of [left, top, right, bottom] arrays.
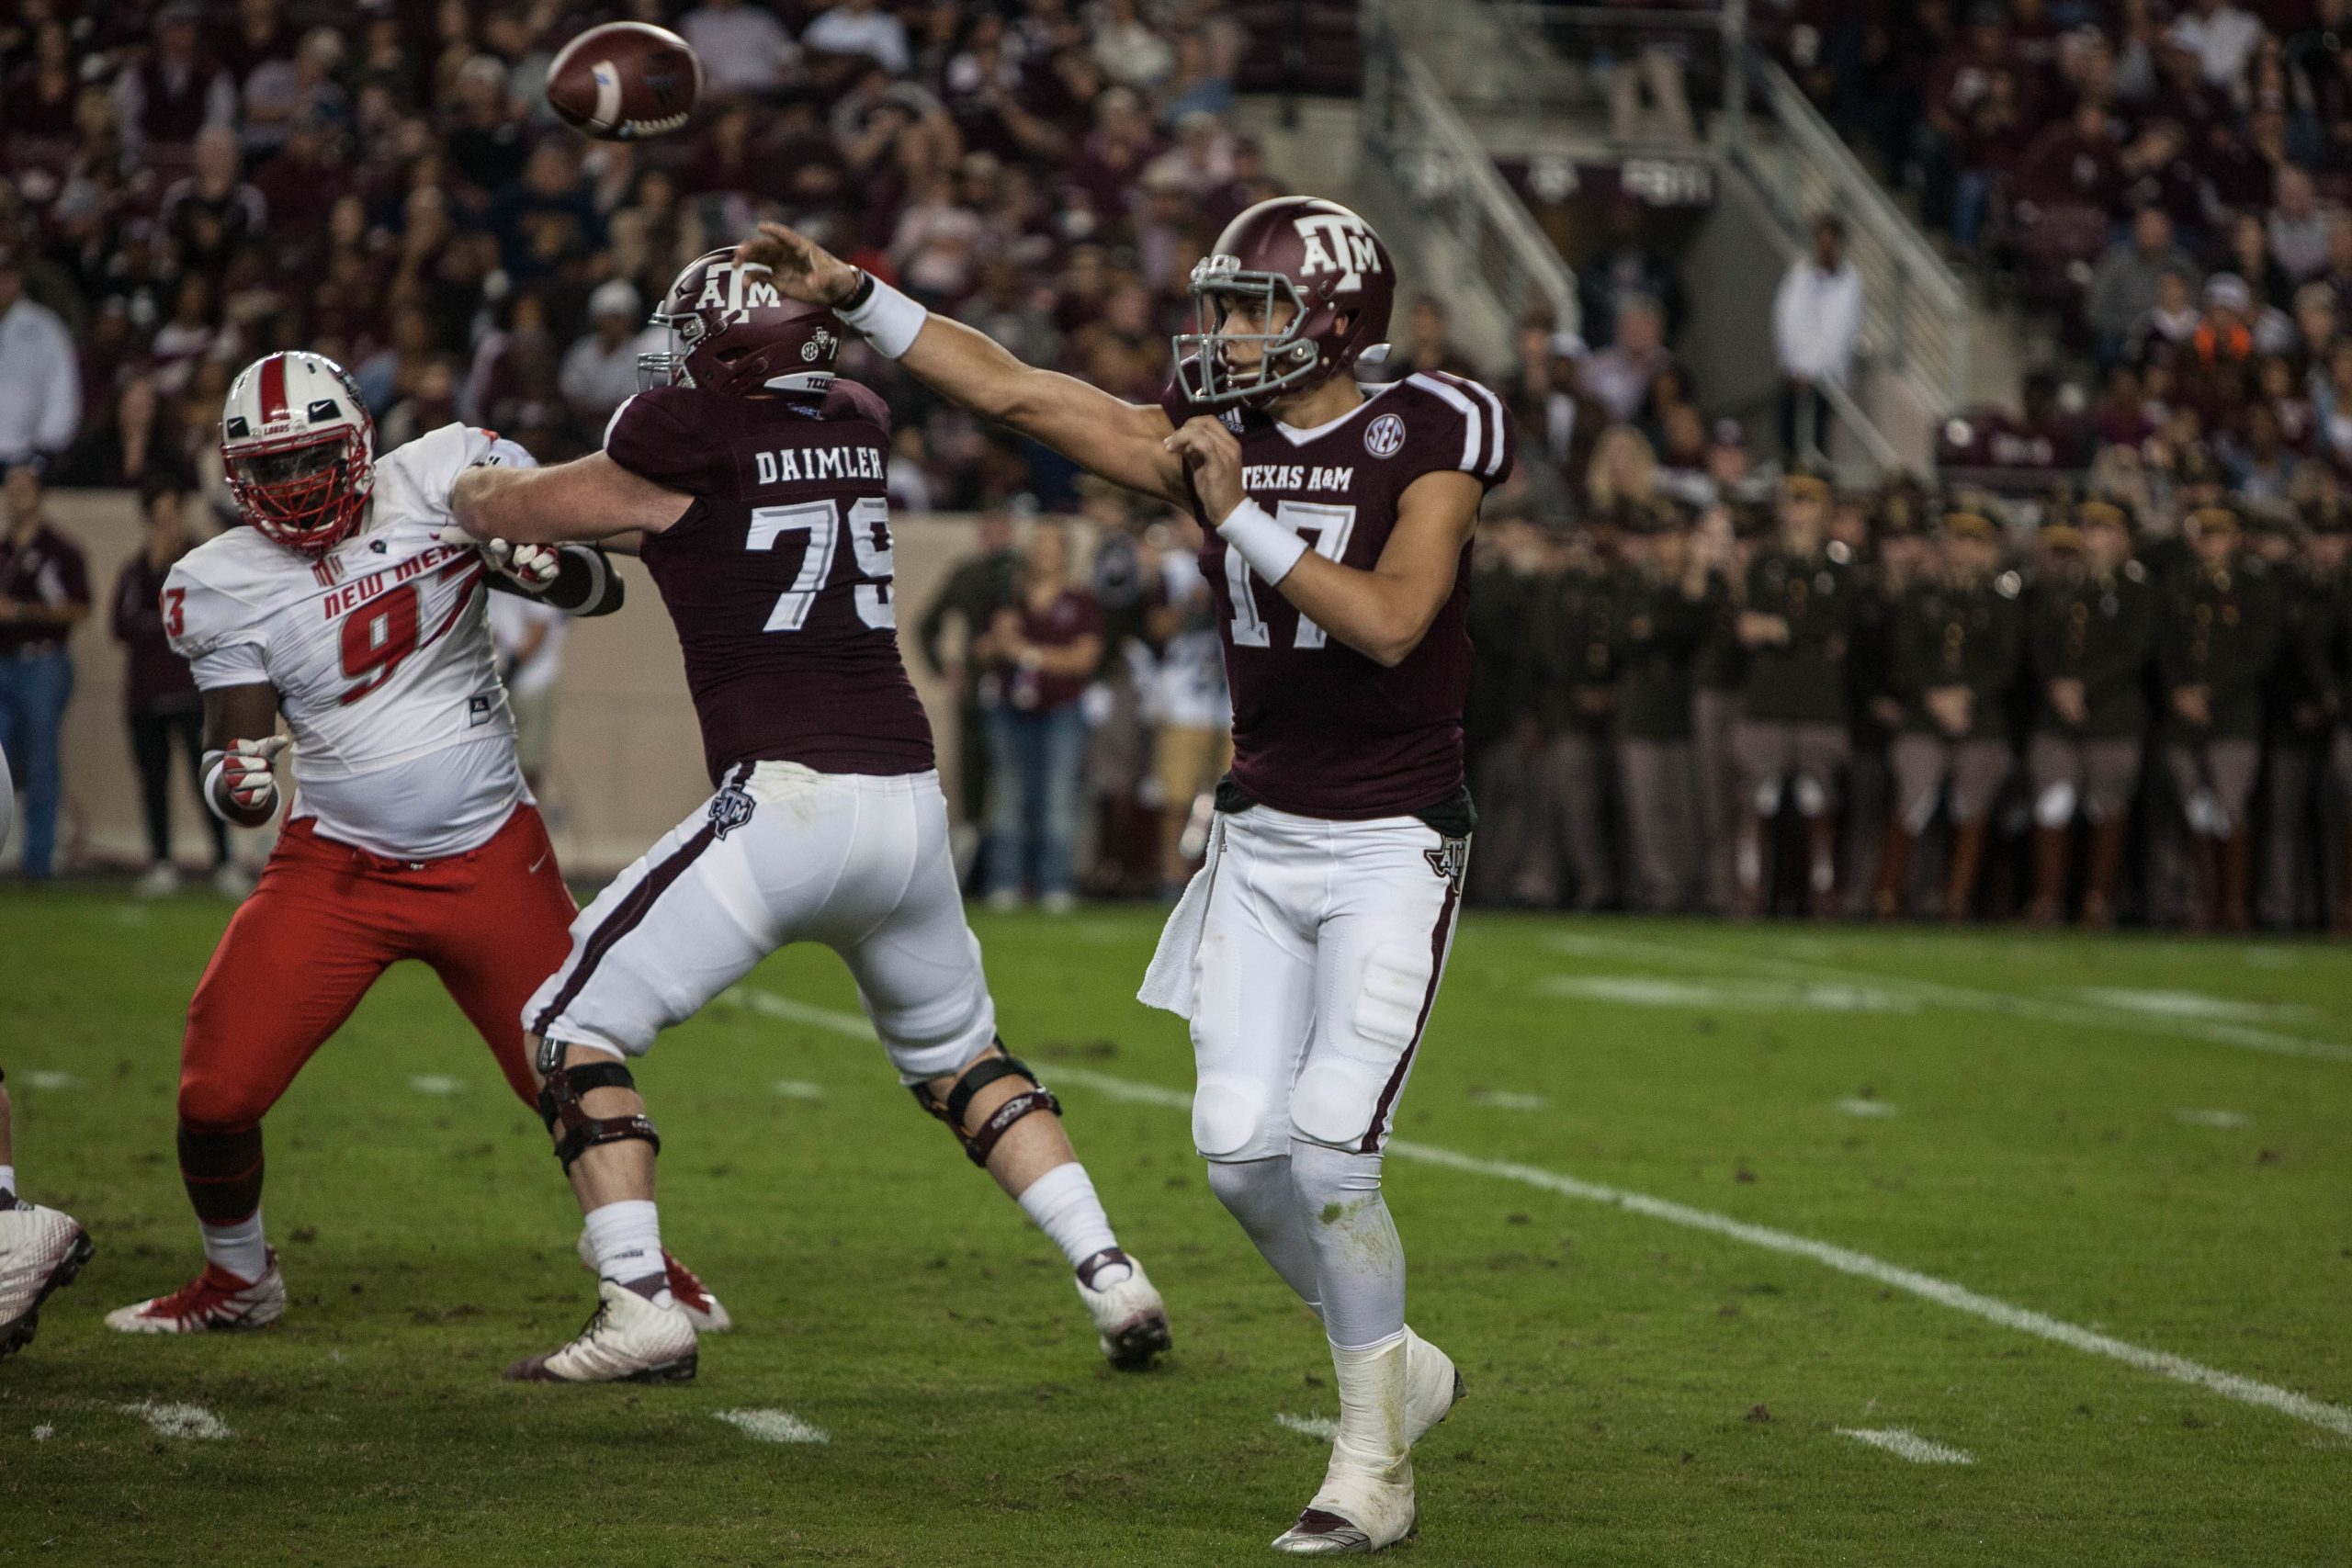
[[164, 423, 535, 860]]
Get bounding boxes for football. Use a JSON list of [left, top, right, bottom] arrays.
[[545, 21, 703, 141]]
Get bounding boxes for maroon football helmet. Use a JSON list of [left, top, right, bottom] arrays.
[[1173, 197, 1396, 407], [639, 249, 843, 397]]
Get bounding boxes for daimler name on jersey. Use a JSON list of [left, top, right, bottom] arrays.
[[1241, 463, 1354, 493], [753, 445, 887, 486]]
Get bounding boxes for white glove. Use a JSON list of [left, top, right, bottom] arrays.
[[438, 526, 561, 592], [216, 736, 289, 814]]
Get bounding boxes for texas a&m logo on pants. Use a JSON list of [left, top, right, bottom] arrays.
[[1423, 834, 1469, 887]]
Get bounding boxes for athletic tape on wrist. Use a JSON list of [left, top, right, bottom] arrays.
[[1216, 498, 1309, 584], [837, 272, 927, 359]]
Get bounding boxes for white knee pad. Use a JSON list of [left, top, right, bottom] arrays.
[[1751, 778, 1783, 816], [1292, 1057, 1391, 1149], [1193, 1072, 1274, 1160], [1792, 774, 1828, 818], [2034, 781, 2077, 829]]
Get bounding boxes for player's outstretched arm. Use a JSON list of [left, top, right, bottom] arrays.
[[736, 221, 1191, 507], [451, 453, 693, 548], [1166, 417, 1481, 669], [199, 682, 286, 829]]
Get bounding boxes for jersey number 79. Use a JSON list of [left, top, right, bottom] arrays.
[[746, 496, 896, 632]]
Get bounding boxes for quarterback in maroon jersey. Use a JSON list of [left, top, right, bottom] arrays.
[[447, 251, 1168, 1385], [738, 197, 1510, 1553]]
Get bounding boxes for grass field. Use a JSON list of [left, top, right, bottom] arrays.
[[2, 887, 2348, 1566]]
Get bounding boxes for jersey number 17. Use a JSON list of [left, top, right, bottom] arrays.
[[1226, 501, 1356, 649]]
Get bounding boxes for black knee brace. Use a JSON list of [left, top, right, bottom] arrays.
[[911, 1046, 1062, 1168], [537, 1060, 661, 1170]]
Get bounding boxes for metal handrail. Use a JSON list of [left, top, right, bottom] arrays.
[[1361, 28, 1582, 338]]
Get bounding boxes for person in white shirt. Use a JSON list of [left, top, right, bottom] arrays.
[[2169, 0, 2263, 88], [681, 0, 801, 96], [1771, 212, 1863, 462], [0, 254, 79, 466], [803, 0, 910, 74], [490, 590, 569, 792], [558, 278, 659, 433]]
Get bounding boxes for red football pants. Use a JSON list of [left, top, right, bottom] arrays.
[[178, 805, 576, 1133]]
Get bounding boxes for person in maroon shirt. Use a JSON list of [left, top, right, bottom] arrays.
[[729, 197, 1508, 1552], [0, 460, 90, 880], [449, 249, 1170, 1387], [110, 482, 232, 897], [975, 522, 1103, 910]]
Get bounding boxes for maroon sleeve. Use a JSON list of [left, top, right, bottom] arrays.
[[1400, 374, 1517, 495], [56, 534, 90, 609], [604, 387, 720, 496]]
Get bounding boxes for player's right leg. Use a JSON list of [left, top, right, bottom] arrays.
[[107, 824, 395, 1333], [0, 1069, 96, 1358], [836, 771, 1170, 1367]]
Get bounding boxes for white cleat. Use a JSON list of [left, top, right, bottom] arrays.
[[106, 1250, 286, 1335], [1272, 1335, 1419, 1555], [1402, 1325, 1463, 1443], [0, 1198, 95, 1357], [505, 1278, 697, 1383], [1075, 1247, 1170, 1369], [574, 1228, 732, 1333]]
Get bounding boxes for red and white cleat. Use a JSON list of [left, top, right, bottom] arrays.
[[573, 1229, 732, 1333], [105, 1250, 286, 1335], [0, 1197, 96, 1358], [504, 1279, 697, 1383]]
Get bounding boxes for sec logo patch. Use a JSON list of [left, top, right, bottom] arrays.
[[1364, 412, 1407, 457]]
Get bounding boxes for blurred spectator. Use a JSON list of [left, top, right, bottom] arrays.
[[805, 0, 912, 75], [113, 482, 234, 897], [0, 251, 78, 467], [111, 3, 236, 159], [0, 461, 89, 880], [160, 128, 268, 276], [1092, 0, 1174, 91], [1602, 2, 1696, 142], [978, 523, 1102, 912], [919, 510, 1022, 860], [1771, 214, 1861, 462], [2088, 209, 2197, 367], [683, 0, 803, 96], [1578, 200, 1686, 347], [560, 279, 653, 431], [491, 590, 568, 795], [1578, 295, 1674, 423], [241, 27, 348, 156], [2170, 0, 2264, 86], [2266, 168, 2331, 283], [1144, 514, 1227, 894], [1374, 293, 1477, 383]]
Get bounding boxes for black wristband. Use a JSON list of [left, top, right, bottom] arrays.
[[842, 268, 876, 310]]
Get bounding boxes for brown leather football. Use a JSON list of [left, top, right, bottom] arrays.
[[545, 21, 702, 141]]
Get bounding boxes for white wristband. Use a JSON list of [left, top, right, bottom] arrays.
[[838, 274, 928, 359], [1216, 499, 1308, 585]]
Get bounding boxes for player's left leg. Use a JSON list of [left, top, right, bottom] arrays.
[[415, 804, 729, 1332], [843, 773, 1170, 1367], [1271, 817, 1471, 1556], [0, 1069, 95, 1358]]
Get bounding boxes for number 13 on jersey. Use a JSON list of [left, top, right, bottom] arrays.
[[1226, 500, 1355, 649], [747, 495, 896, 632]]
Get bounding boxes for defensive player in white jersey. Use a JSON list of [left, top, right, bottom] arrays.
[[738, 199, 1511, 1552], [445, 250, 1169, 1385], [104, 352, 729, 1351]]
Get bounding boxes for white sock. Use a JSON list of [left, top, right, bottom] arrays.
[[1329, 1331, 1411, 1472], [0, 1164, 17, 1199], [583, 1199, 673, 1306], [200, 1209, 269, 1282], [1016, 1162, 1123, 1280]]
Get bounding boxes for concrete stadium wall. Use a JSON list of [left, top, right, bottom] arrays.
[[28, 491, 1000, 879]]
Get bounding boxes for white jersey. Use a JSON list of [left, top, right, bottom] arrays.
[[164, 423, 535, 860]]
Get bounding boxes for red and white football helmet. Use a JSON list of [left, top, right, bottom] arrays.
[[220, 351, 376, 555], [1173, 196, 1396, 408], [638, 249, 842, 398]]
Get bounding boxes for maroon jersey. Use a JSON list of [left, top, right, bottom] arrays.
[[1161, 369, 1515, 818], [605, 379, 935, 784]]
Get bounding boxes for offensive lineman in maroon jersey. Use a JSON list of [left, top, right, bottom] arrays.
[[447, 251, 1169, 1382], [737, 197, 1510, 1553]]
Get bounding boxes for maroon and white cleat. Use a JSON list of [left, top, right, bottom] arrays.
[[106, 1249, 285, 1335], [1075, 1247, 1170, 1369], [573, 1229, 731, 1332], [0, 1196, 95, 1357], [504, 1279, 697, 1383]]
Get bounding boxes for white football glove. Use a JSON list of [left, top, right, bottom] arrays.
[[437, 526, 561, 592], [215, 735, 289, 815]]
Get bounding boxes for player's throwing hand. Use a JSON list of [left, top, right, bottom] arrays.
[[1162, 416, 1244, 522], [734, 221, 860, 306]]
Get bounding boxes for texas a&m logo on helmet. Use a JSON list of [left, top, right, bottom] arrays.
[[639, 250, 845, 399], [1174, 197, 1397, 409]]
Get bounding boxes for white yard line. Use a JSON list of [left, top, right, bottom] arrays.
[[1548, 931, 2352, 1065], [22, 1071, 85, 1090], [726, 986, 2352, 1441], [1837, 1427, 1974, 1464], [1468, 1089, 1553, 1111], [2176, 1109, 2250, 1129], [773, 1079, 826, 1100], [407, 1075, 465, 1096], [1275, 1414, 1340, 1440], [721, 988, 875, 1038], [1835, 1098, 1899, 1118], [119, 1401, 230, 1439], [715, 1408, 829, 1445]]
